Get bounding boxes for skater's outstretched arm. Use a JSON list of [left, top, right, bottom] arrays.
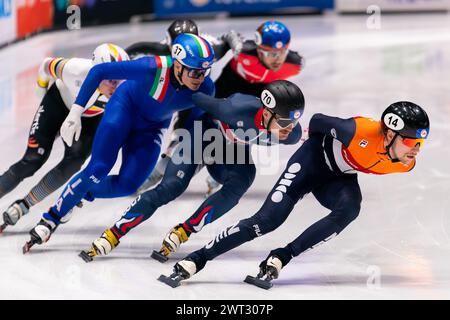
[[37, 57, 86, 95], [203, 30, 242, 61], [192, 92, 232, 118], [38, 58, 97, 99], [36, 57, 64, 98], [38, 57, 66, 85], [192, 92, 264, 124], [192, 92, 302, 146], [74, 57, 156, 110], [61, 57, 160, 147], [39, 57, 92, 81], [309, 113, 356, 147]]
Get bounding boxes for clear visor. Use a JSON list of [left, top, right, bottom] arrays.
[[258, 46, 288, 59]]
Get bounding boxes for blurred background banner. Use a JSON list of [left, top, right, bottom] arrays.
[[336, 0, 450, 12], [53, 0, 153, 27], [17, 0, 54, 39], [2, 0, 450, 47], [154, 0, 334, 17], [0, 0, 16, 44]]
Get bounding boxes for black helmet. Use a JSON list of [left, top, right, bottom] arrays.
[[167, 19, 199, 46], [261, 80, 304, 129], [381, 101, 430, 139]]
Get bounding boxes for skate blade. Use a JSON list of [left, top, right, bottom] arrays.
[[244, 275, 273, 290], [79, 250, 94, 262], [22, 241, 34, 254], [157, 274, 181, 288], [0, 223, 7, 234], [151, 250, 169, 263]]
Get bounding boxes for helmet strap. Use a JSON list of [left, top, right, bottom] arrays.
[[256, 47, 270, 69], [177, 65, 185, 84], [265, 111, 276, 131], [385, 132, 400, 163], [170, 64, 187, 90], [173, 63, 187, 89]]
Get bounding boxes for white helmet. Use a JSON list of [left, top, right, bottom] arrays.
[[92, 43, 129, 65]]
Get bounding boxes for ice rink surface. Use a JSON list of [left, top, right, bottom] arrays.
[[0, 13, 450, 299]]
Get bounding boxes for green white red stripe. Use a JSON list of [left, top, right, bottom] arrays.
[[149, 56, 173, 102], [188, 34, 211, 58]]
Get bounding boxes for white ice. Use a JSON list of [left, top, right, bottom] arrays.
[[0, 13, 449, 299]]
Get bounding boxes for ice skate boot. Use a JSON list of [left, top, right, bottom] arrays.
[[151, 224, 190, 263], [158, 258, 197, 288], [79, 228, 120, 262], [244, 255, 283, 290], [23, 217, 58, 254], [1, 199, 29, 233]]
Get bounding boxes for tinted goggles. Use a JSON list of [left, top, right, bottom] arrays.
[[400, 135, 425, 148], [275, 117, 299, 129], [186, 67, 211, 79], [269, 110, 300, 129]]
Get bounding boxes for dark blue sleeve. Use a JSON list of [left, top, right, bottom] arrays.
[[309, 113, 356, 148], [192, 92, 260, 123], [192, 92, 232, 122], [75, 57, 155, 108]]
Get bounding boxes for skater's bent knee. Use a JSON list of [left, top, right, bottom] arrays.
[[84, 162, 110, 181], [332, 202, 361, 228], [159, 178, 188, 198], [139, 180, 184, 206], [117, 179, 142, 196], [56, 158, 85, 178], [239, 213, 280, 237], [231, 167, 256, 189], [345, 202, 361, 222], [11, 158, 46, 179]]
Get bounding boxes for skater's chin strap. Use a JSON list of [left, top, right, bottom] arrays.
[[264, 109, 276, 131], [383, 132, 400, 163], [171, 66, 187, 90]]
